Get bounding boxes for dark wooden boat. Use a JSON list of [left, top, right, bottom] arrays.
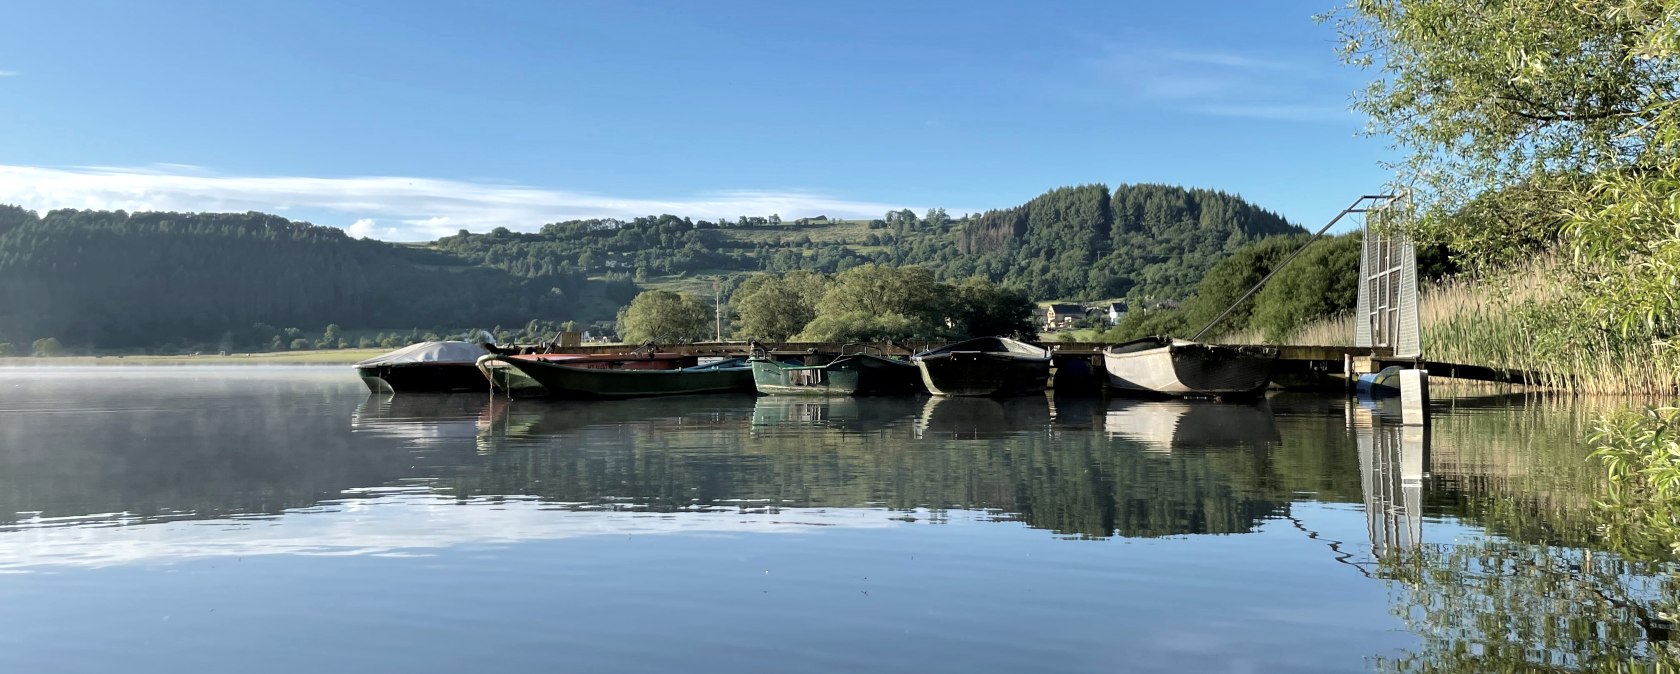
[[479, 351, 691, 397], [911, 337, 1051, 397], [477, 354, 753, 399], [354, 341, 493, 393], [749, 352, 922, 396], [1102, 337, 1278, 398]]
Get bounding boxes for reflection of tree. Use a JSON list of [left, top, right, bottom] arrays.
[[1374, 537, 1680, 672], [1363, 397, 1680, 672], [466, 396, 1337, 539]]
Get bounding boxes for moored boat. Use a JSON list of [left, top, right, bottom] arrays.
[[911, 337, 1051, 397], [355, 341, 494, 393], [479, 351, 692, 397], [749, 351, 922, 396], [477, 353, 753, 399], [1102, 337, 1278, 398]]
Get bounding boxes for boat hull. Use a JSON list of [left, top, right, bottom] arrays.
[[357, 363, 488, 394], [1103, 340, 1277, 398], [484, 356, 753, 399], [913, 352, 1050, 397], [750, 354, 922, 396], [481, 353, 689, 398]]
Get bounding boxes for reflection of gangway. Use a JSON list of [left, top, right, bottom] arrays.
[[1351, 401, 1428, 556], [1277, 398, 1431, 578]]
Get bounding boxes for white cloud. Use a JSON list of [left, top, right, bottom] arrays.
[[0, 164, 922, 241], [346, 218, 403, 239], [1088, 44, 1349, 123], [0, 70, 17, 77]]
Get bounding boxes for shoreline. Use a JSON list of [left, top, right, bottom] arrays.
[[0, 349, 384, 366]]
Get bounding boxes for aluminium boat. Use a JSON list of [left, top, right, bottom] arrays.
[[1102, 337, 1277, 398]]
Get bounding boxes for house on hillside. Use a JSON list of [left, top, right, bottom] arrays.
[[1105, 301, 1129, 325], [1045, 304, 1086, 329]]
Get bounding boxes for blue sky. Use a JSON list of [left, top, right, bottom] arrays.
[[0, 0, 1391, 240]]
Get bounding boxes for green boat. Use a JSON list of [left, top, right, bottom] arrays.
[[911, 336, 1052, 397], [749, 352, 923, 396], [476, 354, 754, 399]]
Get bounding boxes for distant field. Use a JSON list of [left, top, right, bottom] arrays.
[[720, 220, 874, 245], [0, 349, 384, 366]]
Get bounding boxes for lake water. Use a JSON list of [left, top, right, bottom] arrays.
[[0, 366, 1671, 672]]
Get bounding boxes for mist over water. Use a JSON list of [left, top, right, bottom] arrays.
[[0, 367, 1660, 673]]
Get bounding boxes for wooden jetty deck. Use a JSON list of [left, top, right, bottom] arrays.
[[534, 341, 1540, 387]]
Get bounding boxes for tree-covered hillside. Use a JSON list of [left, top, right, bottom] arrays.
[[436, 184, 1303, 302], [0, 207, 635, 350]]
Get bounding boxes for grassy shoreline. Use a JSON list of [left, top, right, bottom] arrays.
[[0, 348, 386, 366]]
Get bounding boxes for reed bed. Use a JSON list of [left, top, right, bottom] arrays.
[[1219, 260, 1680, 395]]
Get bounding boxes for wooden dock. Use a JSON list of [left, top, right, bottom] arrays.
[[531, 341, 1539, 388]]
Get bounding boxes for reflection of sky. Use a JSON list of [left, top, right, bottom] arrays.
[[0, 488, 909, 572]]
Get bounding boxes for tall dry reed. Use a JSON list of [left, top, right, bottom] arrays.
[[1221, 259, 1679, 395]]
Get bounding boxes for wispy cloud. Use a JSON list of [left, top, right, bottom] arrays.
[[0, 70, 19, 77], [1088, 44, 1346, 123], [1160, 50, 1297, 72], [0, 164, 923, 241]]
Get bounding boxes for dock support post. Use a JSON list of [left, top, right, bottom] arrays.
[[1400, 369, 1429, 426]]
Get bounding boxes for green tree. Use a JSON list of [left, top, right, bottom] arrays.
[[617, 290, 711, 344], [945, 278, 1038, 339], [289, 338, 310, 350], [1329, 0, 1680, 343], [1248, 234, 1362, 341], [30, 337, 62, 357], [0, 342, 13, 356], [734, 271, 832, 340]]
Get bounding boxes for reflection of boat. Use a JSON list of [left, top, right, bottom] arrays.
[[476, 354, 753, 399], [351, 393, 490, 443], [749, 352, 922, 396], [476, 395, 757, 444], [915, 395, 1051, 438], [911, 337, 1051, 397], [355, 341, 493, 393], [1102, 337, 1277, 398], [480, 351, 691, 397], [1103, 398, 1279, 451], [749, 395, 919, 432]]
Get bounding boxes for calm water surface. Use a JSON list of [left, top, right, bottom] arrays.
[[0, 366, 1667, 672]]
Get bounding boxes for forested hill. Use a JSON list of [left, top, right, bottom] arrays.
[[436, 183, 1302, 302], [0, 183, 1297, 351], [0, 206, 635, 350]]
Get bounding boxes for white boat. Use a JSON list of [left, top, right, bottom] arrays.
[[1102, 337, 1277, 398]]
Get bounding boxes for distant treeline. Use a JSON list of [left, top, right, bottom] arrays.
[[0, 206, 635, 351]]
